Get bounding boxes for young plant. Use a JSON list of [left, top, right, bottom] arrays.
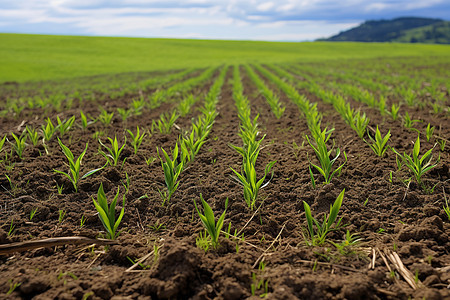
[[117, 108, 133, 121], [79, 215, 87, 228], [303, 189, 345, 246], [58, 209, 66, 224], [54, 138, 103, 192], [8, 218, 15, 237], [444, 195, 450, 221], [9, 133, 27, 159], [79, 111, 96, 129], [388, 103, 400, 121], [230, 159, 276, 210], [131, 97, 145, 115], [193, 194, 228, 250], [178, 94, 196, 116], [392, 135, 440, 187], [56, 115, 75, 137], [80, 110, 88, 129], [41, 118, 56, 143], [306, 131, 347, 184], [98, 109, 114, 125], [29, 207, 38, 221], [157, 144, 184, 205], [352, 111, 369, 138], [92, 183, 125, 240], [154, 110, 179, 134], [0, 135, 6, 153], [26, 126, 39, 147], [126, 126, 146, 155], [402, 112, 420, 129], [330, 230, 362, 255], [99, 136, 127, 167], [425, 123, 435, 142], [437, 138, 446, 151], [179, 118, 211, 164], [366, 126, 391, 157]]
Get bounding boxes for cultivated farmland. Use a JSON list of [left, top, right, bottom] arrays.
[[0, 38, 449, 299]]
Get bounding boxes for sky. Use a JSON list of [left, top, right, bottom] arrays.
[[0, 0, 449, 41]]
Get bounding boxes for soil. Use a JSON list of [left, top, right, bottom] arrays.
[[0, 66, 449, 300]]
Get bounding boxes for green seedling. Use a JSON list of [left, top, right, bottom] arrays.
[[80, 215, 87, 228], [41, 118, 56, 144], [131, 97, 145, 115], [127, 126, 146, 155], [306, 132, 347, 184], [5, 174, 16, 191], [403, 89, 416, 106], [402, 111, 421, 129], [425, 123, 435, 142], [122, 172, 130, 193], [79, 111, 96, 129], [30, 207, 38, 221], [154, 110, 179, 134], [98, 109, 114, 125], [437, 138, 446, 151], [309, 166, 316, 189], [80, 111, 88, 129], [180, 123, 210, 164], [9, 132, 27, 159], [194, 194, 228, 250], [8, 219, 15, 237], [7, 280, 21, 295], [157, 144, 183, 205], [26, 126, 39, 146], [366, 126, 391, 157], [178, 94, 196, 116], [146, 156, 156, 165], [0, 135, 6, 153], [148, 221, 166, 232], [56, 183, 64, 194], [392, 135, 440, 187], [443, 194, 450, 221], [330, 230, 362, 255], [58, 209, 66, 224], [99, 136, 127, 167], [117, 108, 133, 121], [56, 115, 75, 136], [389, 103, 400, 121], [250, 261, 269, 297], [230, 159, 276, 210], [92, 183, 125, 240], [54, 138, 103, 192], [352, 111, 369, 138], [303, 189, 345, 246]]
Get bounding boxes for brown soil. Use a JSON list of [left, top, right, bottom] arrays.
[[0, 68, 449, 300]]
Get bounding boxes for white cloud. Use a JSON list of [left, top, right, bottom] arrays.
[[257, 2, 274, 11], [0, 0, 448, 40]]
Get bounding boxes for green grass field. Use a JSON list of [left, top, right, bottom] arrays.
[[1, 33, 450, 83]]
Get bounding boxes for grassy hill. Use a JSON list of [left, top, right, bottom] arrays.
[[393, 21, 450, 44], [1, 33, 450, 83], [323, 17, 450, 44]]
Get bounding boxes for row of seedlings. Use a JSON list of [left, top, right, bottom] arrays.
[[230, 65, 276, 210], [254, 64, 347, 188], [273, 64, 441, 192], [150, 67, 218, 134], [157, 66, 227, 205], [243, 64, 285, 119]]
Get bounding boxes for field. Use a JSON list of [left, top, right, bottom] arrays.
[[2, 33, 450, 82], [0, 35, 450, 299]]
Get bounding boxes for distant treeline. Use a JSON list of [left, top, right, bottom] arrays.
[[319, 17, 450, 44]]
